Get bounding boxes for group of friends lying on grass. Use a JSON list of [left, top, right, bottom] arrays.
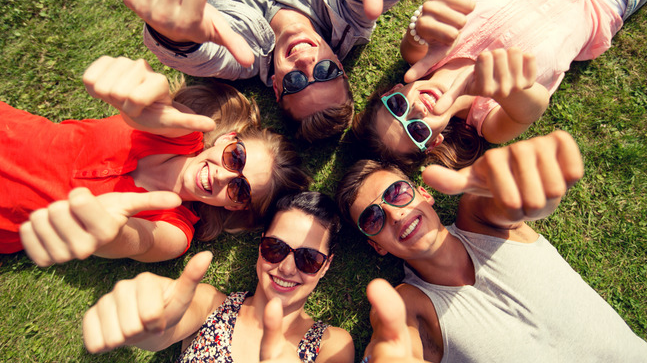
[[2, 0, 646, 361]]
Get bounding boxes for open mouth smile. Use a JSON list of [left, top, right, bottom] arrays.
[[198, 163, 212, 192], [400, 216, 421, 241], [287, 40, 316, 57]]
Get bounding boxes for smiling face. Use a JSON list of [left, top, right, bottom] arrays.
[[271, 22, 349, 120], [376, 81, 454, 156], [349, 170, 443, 260], [256, 208, 332, 310], [180, 133, 273, 211]]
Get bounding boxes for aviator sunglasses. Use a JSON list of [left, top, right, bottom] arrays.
[[222, 137, 252, 204], [260, 236, 328, 274], [279, 59, 344, 100], [357, 180, 416, 237], [381, 92, 433, 151]]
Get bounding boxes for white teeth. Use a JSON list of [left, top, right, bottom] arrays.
[[289, 42, 313, 55], [421, 92, 437, 106], [272, 276, 297, 288], [401, 217, 420, 239], [200, 164, 211, 192]]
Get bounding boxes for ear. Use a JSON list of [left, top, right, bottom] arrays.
[[417, 186, 435, 206], [381, 83, 404, 97], [367, 239, 388, 256], [319, 254, 334, 278], [271, 75, 281, 102], [429, 134, 444, 150], [224, 204, 249, 211], [215, 131, 238, 145]]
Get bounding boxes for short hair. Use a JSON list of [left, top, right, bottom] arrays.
[[265, 191, 341, 252], [280, 78, 354, 142], [335, 159, 409, 227], [352, 86, 488, 173]]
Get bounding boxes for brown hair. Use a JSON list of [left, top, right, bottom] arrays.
[[172, 81, 311, 241], [352, 86, 488, 172], [335, 159, 408, 226], [280, 78, 354, 142]]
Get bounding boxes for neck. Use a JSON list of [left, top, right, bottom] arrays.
[[132, 155, 190, 195], [249, 285, 308, 335], [406, 227, 475, 286], [270, 8, 314, 35]]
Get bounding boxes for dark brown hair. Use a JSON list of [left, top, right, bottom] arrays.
[[280, 78, 354, 142]]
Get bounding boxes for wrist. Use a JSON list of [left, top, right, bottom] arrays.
[[146, 24, 201, 55], [408, 5, 428, 46]]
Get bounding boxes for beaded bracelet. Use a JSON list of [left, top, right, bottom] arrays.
[[408, 5, 428, 46]]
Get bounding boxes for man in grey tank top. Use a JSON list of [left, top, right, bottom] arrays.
[[336, 131, 647, 362]]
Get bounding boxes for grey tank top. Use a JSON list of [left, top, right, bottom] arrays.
[[403, 224, 647, 362]]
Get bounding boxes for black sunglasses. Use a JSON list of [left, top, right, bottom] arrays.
[[357, 180, 416, 237], [280, 60, 344, 100], [260, 236, 328, 274], [222, 138, 251, 204], [381, 92, 433, 151]]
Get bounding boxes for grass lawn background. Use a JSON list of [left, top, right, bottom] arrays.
[[0, 0, 645, 361]]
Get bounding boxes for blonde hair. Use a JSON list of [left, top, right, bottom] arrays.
[[172, 80, 311, 241]]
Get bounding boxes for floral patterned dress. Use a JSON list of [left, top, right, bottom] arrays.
[[177, 292, 329, 363]]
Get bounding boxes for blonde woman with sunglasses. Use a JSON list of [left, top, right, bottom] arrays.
[[82, 192, 354, 363], [353, 0, 645, 172], [2, 56, 309, 266]]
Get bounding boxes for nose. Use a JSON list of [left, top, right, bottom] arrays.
[[382, 203, 406, 226], [294, 56, 316, 74], [409, 99, 428, 118], [215, 165, 239, 187], [278, 252, 298, 276]]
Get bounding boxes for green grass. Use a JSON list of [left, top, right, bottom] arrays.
[[1, 0, 646, 361]]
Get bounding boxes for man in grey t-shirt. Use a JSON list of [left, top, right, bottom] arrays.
[[124, 0, 397, 141]]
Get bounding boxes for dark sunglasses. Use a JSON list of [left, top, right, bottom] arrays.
[[222, 137, 251, 204], [260, 236, 328, 274], [357, 180, 416, 237], [280, 59, 344, 100], [381, 92, 433, 151]]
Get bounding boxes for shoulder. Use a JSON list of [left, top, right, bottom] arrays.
[[395, 283, 436, 320], [316, 325, 355, 362]]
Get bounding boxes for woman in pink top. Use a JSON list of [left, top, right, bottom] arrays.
[[3, 56, 309, 266], [353, 0, 643, 171]]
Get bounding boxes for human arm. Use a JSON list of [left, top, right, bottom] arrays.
[[122, 0, 253, 68], [422, 131, 584, 235], [431, 48, 550, 144], [19, 187, 189, 266], [362, 279, 429, 363], [83, 251, 223, 353], [82, 56, 216, 138], [259, 298, 354, 363], [401, 0, 475, 82]]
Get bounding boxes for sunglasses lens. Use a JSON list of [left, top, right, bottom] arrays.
[[228, 177, 251, 204], [260, 237, 290, 263], [407, 121, 431, 143], [284, 71, 308, 93], [386, 94, 409, 117], [294, 249, 327, 274], [223, 141, 246, 172], [384, 181, 415, 206], [358, 204, 386, 236], [313, 60, 340, 81]]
